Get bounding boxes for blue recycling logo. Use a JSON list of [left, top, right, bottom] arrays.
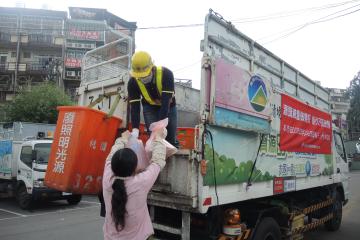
[[248, 75, 268, 112]]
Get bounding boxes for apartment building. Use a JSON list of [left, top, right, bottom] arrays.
[[64, 7, 136, 98], [0, 7, 67, 102], [0, 6, 136, 102], [328, 87, 350, 140]]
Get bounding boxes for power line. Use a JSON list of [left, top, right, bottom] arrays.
[[232, 0, 360, 23], [0, 0, 353, 32], [173, 59, 201, 73], [0, 1, 358, 53], [258, 3, 360, 44], [0, 23, 203, 32], [313, 6, 360, 24], [0, 1, 359, 33]]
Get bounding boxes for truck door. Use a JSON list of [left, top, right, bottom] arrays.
[[18, 145, 33, 188], [333, 131, 350, 200]]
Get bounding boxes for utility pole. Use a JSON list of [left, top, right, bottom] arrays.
[[13, 11, 21, 100]]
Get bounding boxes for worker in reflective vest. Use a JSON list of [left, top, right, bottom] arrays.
[[128, 51, 178, 147]]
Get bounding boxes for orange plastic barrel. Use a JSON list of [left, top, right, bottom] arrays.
[[128, 124, 197, 149], [127, 125, 198, 149], [177, 127, 198, 149], [45, 106, 122, 194]]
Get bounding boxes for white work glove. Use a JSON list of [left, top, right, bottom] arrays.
[[154, 128, 167, 141], [114, 130, 131, 148], [106, 130, 131, 162], [131, 128, 139, 139], [150, 128, 167, 170]]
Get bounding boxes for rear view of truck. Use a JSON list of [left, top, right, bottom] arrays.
[[76, 10, 349, 240], [146, 10, 350, 240]]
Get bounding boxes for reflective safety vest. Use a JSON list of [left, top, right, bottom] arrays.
[[135, 66, 163, 106]]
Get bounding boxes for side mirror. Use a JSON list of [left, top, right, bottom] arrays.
[[31, 150, 37, 161]]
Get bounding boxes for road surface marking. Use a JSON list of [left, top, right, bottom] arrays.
[[81, 200, 101, 205], [0, 208, 27, 217], [0, 205, 98, 221]]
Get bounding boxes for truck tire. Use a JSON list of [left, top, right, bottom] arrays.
[[16, 185, 32, 210], [324, 192, 342, 231], [253, 217, 281, 240], [67, 194, 82, 205]]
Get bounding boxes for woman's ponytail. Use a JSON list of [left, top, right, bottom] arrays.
[[111, 179, 127, 231], [110, 148, 138, 231]]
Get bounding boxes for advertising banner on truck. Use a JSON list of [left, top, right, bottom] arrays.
[[279, 94, 332, 154], [0, 140, 12, 176], [215, 59, 272, 120]]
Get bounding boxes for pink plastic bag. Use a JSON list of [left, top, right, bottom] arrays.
[[126, 135, 149, 172], [145, 118, 178, 159]]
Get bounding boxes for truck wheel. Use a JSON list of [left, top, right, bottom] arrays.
[[67, 194, 82, 205], [16, 185, 32, 210], [324, 193, 342, 231], [253, 217, 281, 240]]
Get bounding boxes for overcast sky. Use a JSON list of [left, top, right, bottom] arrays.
[[3, 0, 360, 89]]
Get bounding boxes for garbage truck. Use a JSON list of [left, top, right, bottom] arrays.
[[0, 122, 82, 209], [76, 9, 350, 240]]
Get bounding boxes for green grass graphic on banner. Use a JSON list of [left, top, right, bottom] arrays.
[[203, 144, 274, 186]]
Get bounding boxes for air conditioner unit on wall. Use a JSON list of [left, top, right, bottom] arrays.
[[66, 71, 76, 77]]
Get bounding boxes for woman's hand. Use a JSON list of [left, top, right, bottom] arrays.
[[114, 130, 131, 147], [154, 128, 167, 141]]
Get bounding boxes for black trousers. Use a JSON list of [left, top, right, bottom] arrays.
[[98, 192, 106, 217]]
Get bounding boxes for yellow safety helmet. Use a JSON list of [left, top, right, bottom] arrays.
[[130, 51, 154, 78]]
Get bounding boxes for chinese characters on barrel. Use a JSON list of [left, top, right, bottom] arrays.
[[53, 112, 75, 174]]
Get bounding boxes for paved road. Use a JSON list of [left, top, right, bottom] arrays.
[[1, 172, 359, 240], [305, 170, 360, 240], [0, 195, 103, 240]]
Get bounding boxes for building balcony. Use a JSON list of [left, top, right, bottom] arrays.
[[64, 75, 81, 81], [24, 34, 64, 48], [0, 32, 11, 42], [0, 32, 64, 49], [26, 63, 51, 74], [0, 63, 15, 73], [330, 98, 350, 103], [31, 34, 63, 44], [0, 32, 16, 47], [64, 67, 81, 81], [331, 102, 350, 110], [0, 62, 55, 75], [0, 64, 6, 72], [0, 73, 12, 91]]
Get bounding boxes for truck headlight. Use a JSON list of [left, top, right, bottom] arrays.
[[33, 180, 44, 188]]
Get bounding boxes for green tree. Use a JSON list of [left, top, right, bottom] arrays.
[[4, 83, 74, 123], [347, 71, 360, 134]]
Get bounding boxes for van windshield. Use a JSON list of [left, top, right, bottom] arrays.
[[34, 143, 51, 163]]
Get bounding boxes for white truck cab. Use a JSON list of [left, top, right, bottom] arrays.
[[0, 122, 81, 209], [333, 128, 350, 202]]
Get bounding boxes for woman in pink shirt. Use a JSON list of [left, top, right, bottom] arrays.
[[102, 130, 167, 240]]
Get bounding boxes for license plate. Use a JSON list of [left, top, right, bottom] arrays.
[[62, 192, 72, 196]]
